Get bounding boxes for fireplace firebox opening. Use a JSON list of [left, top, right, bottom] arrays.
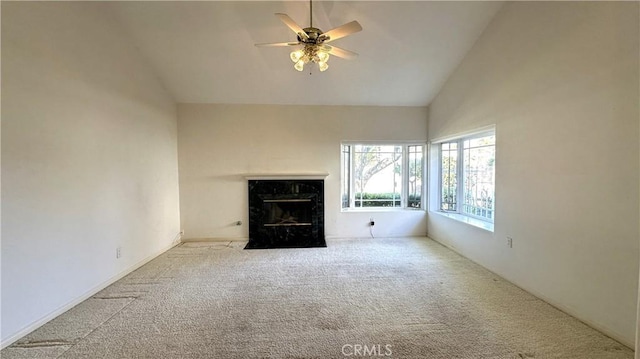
[[263, 198, 313, 227]]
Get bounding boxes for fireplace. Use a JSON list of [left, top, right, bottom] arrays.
[[246, 179, 325, 249]]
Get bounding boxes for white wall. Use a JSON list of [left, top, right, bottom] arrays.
[[1, 2, 181, 346], [427, 2, 639, 346], [178, 104, 427, 240]]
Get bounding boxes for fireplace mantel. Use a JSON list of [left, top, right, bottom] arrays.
[[243, 173, 329, 180]]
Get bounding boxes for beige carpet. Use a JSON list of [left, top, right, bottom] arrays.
[[2, 237, 633, 358]]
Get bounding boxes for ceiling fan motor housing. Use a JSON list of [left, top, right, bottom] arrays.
[[299, 27, 328, 44]]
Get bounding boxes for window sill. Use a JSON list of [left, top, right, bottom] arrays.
[[431, 211, 494, 232], [342, 207, 425, 213]]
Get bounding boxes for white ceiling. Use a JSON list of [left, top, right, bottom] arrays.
[[110, 1, 503, 107]]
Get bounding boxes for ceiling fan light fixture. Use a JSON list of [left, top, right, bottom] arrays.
[[290, 50, 303, 63], [318, 61, 329, 72], [317, 51, 329, 63], [294, 60, 305, 72]]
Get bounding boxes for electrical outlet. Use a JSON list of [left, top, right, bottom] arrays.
[[116, 247, 122, 259], [506, 237, 513, 248]]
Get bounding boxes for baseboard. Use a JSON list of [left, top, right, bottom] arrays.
[[325, 235, 427, 240], [1, 238, 180, 349], [181, 237, 248, 242], [426, 236, 635, 349], [183, 236, 427, 242]]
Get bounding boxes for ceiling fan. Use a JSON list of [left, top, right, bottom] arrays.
[[255, 0, 362, 72]]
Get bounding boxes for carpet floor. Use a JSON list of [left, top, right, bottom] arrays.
[[1, 237, 633, 358]]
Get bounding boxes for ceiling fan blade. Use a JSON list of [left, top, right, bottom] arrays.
[[322, 21, 362, 43], [324, 45, 358, 60], [275, 13, 309, 41], [255, 42, 300, 47]]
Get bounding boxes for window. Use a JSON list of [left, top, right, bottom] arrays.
[[342, 143, 424, 210], [437, 132, 495, 222]]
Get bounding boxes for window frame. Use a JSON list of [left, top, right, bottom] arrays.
[[431, 127, 496, 228], [341, 142, 426, 211]]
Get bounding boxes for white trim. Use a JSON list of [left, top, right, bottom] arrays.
[[341, 207, 425, 213], [342, 140, 427, 146], [180, 237, 248, 242], [244, 173, 329, 180], [340, 142, 426, 211], [325, 235, 428, 240], [429, 124, 496, 144], [431, 210, 494, 232], [432, 130, 496, 224], [0, 238, 181, 349]]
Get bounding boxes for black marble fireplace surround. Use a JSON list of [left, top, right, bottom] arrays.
[[246, 179, 326, 249]]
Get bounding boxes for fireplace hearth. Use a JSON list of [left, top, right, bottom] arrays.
[[246, 179, 325, 249]]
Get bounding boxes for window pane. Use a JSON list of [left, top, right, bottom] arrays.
[[440, 142, 457, 211], [407, 145, 423, 208], [342, 145, 351, 208], [468, 135, 495, 147], [462, 135, 495, 220], [353, 145, 402, 207]]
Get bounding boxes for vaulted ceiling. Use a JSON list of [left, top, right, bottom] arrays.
[[110, 1, 503, 107]]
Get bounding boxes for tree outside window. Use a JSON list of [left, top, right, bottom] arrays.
[[342, 144, 424, 209]]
